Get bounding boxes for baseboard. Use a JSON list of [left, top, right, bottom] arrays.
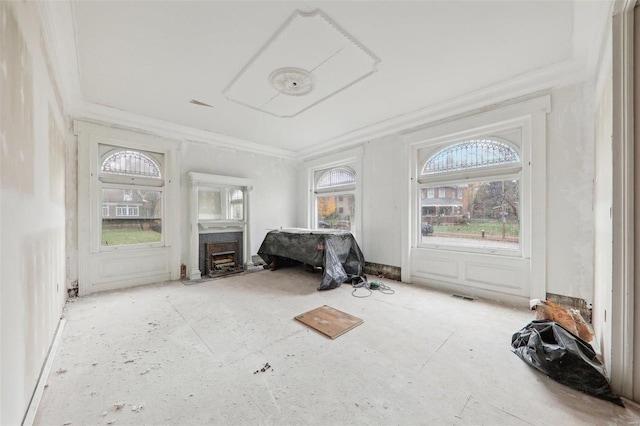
[[22, 317, 67, 426], [364, 262, 401, 281]]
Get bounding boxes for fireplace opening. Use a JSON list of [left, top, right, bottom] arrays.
[[211, 250, 237, 272], [205, 241, 241, 277]]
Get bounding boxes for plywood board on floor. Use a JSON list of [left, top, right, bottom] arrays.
[[294, 305, 363, 339]]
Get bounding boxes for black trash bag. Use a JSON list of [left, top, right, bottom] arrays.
[[511, 320, 624, 407]]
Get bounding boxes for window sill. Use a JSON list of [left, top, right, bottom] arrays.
[[416, 242, 522, 258]]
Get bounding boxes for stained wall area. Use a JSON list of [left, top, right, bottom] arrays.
[[1, 3, 69, 424]]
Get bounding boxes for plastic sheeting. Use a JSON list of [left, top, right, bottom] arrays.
[[257, 229, 365, 290], [511, 320, 624, 407]]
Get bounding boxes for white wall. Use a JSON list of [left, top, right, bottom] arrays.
[[546, 83, 596, 303], [304, 83, 597, 307], [180, 141, 299, 262], [0, 3, 68, 424], [593, 73, 613, 372], [361, 135, 404, 267]]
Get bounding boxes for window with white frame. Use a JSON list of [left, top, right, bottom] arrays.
[[418, 138, 521, 252], [314, 166, 356, 233], [99, 147, 164, 247]]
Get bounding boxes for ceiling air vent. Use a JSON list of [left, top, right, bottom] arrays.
[[189, 99, 213, 107]]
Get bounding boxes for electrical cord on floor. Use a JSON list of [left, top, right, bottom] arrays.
[[350, 277, 395, 298]]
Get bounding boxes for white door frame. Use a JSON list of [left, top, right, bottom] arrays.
[[611, 0, 636, 399]]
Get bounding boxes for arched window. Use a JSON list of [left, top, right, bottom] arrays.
[[99, 147, 164, 247], [316, 167, 356, 190], [101, 150, 162, 179], [421, 139, 519, 175], [418, 138, 521, 252], [314, 166, 356, 232]]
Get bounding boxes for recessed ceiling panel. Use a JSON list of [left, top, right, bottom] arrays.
[[223, 9, 380, 118]]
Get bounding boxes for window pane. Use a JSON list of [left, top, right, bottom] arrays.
[[101, 150, 162, 179], [420, 179, 519, 250], [317, 167, 355, 190], [101, 188, 162, 246], [317, 194, 355, 233], [421, 139, 519, 175]]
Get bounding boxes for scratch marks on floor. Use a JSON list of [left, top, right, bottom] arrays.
[[456, 395, 472, 419], [455, 395, 535, 425], [167, 299, 217, 358], [420, 329, 456, 370]]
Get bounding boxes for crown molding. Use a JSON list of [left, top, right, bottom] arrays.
[[70, 101, 297, 161], [297, 58, 590, 160], [39, 1, 595, 163], [36, 0, 82, 113], [38, 1, 296, 161], [574, 0, 615, 83]]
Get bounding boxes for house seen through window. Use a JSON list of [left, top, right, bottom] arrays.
[[419, 139, 521, 251], [99, 148, 164, 246], [315, 166, 356, 233]]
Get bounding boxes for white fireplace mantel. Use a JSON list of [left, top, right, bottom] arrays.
[[188, 172, 253, 280]]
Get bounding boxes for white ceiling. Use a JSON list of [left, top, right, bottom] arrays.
[[45, 1, 611, 158]]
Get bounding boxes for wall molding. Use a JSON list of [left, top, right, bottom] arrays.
[[39, 0, 591, 162], [71, 102, 298, 161], [298, 59, 584, 159]]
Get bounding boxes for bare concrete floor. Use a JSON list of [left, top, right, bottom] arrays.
[[35, 267, 640, 425]]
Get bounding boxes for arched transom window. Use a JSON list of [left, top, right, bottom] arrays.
[[421, 139, 519, 175], [316, 167, 356, 191], [101, 150, 162, 179]]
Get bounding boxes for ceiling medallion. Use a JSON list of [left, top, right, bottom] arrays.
[[269, 67, 315, 96]]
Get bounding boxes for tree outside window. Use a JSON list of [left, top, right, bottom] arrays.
[[419, 139, 520, 250], [315, 166, 356, 232]]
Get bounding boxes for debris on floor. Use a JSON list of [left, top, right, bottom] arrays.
[[530, 299, 594, 342], [511, 320, 624, 407], [254, 362, 271, 374]]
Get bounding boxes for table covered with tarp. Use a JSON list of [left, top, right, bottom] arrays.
[[257, 228, 365, 290]]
